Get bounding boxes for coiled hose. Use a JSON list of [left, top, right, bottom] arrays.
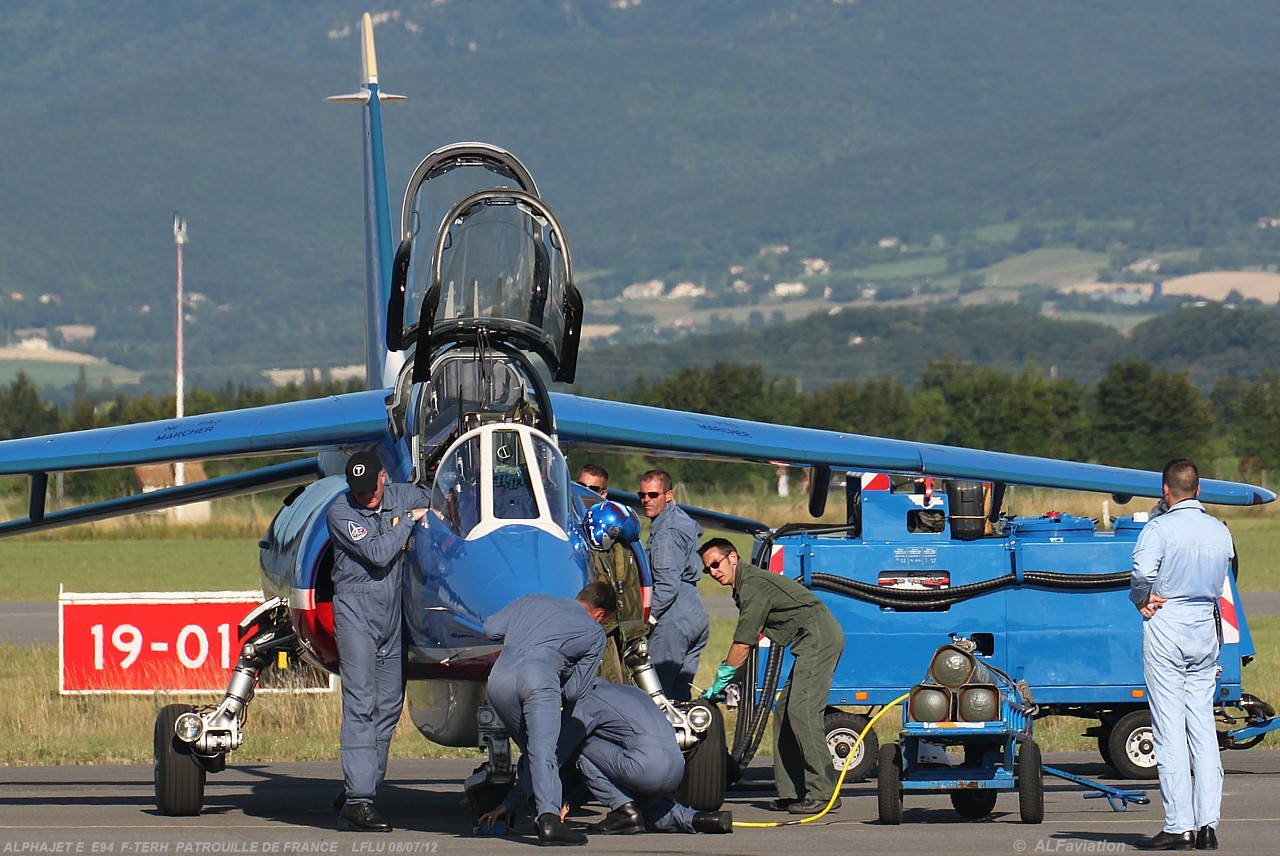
[[733, 692, 910, 828]]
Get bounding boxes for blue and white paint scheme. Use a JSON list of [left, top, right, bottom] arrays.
[[0, 11, 1273, 807]]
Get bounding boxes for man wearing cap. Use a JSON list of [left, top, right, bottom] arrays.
[[326, 450, 430, 832]]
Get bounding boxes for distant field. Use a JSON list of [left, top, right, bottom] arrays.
[[982, 248, 1110, 288], [853, 254, 949, 280], [0, 357, 141, 388], [1048, 309, 1158, 333]]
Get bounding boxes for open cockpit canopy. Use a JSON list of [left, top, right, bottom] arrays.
[[389, 143, 581, 382]]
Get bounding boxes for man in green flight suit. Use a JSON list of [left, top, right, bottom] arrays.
[[697, 537, 845, 815]]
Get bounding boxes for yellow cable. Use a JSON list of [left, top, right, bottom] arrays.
[[732, 692, 910, 828]]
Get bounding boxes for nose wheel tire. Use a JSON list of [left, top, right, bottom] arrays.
[[677, 703, 726, 811], [154, 704, 206, 816]]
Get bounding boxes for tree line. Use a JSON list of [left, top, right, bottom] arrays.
[[3, 359, 1278, 499]]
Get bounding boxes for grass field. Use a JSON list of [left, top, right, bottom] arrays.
[[2, 615, 1276, 766], [0, 491, 1277, 766]]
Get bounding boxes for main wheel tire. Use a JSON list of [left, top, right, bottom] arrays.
[[949, 788, 998, 819], [1106, 710, 1158, 780], [824, 710, 878, 784], [154, 704, 206, 816], [876, 743, 903, 825], [678, 704, 726, 811]]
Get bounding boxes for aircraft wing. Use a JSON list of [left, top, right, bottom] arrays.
[[0, 390, 389, 476], [0, 390, 391, 537], [551, 393, 1275, 506]]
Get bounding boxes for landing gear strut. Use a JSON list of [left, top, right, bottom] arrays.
[[153, 597, 296, 816]]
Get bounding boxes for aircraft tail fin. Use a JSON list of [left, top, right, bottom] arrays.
[[326, 12, 406, 390]]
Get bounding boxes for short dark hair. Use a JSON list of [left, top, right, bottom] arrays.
[[577, 463, 609, 483], [577, 580, 617, 615], [698, 537, 736, 558], [639, 469, 673, 492], [1163, 458, 1199, 499]]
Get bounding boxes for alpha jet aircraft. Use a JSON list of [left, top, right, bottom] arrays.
[[0, 12, 1272, 822]]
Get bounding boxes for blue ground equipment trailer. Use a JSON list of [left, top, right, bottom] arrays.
[[730, 477, 1277, 783]]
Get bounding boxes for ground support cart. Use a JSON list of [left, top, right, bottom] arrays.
[[877, 689, 1044, 825]]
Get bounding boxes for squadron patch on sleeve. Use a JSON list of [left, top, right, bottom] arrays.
[[347, 520, 368, 541]]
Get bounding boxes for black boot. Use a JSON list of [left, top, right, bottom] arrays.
[[338, 801, 392, 832], [589, 802, 644, 834], [1134, 830, 1194, 851], [536, 813, 587, 846], [692, 811, 733, 833], [331, 790, 346, 813], [1195, 826, 1218, 851]]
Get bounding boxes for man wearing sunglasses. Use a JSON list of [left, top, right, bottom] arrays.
[[697, 537, 845, 816], [575, 464, 609, 498], [637, 469, 709, 702]]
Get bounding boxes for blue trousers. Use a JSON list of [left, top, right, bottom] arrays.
[[1143, 604, 1222, 834], [334, 583, 404, 802], [487, 657, 565, 819], [577, 739, 695, 832], [648, 584, 709, 702]]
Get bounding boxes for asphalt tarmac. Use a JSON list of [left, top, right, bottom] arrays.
[[1, 751, 1277, 854]]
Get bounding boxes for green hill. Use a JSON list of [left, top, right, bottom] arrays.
[[3, 2, 1280, 390]]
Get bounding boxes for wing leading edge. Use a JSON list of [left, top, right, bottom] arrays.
[[550, 394, 1275, 507], [0, 390, 389, 476]]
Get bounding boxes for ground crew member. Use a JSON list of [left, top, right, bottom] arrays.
[[483, 583, 617, 847], [575, 463, 609, 498], [1130, 459, 1233, 852], [326, 450, 429, 832], [698, 537, 844, 815], [639, 469, 708, 701], [479, 677, 732, 836], [571, 678, 733, 835]]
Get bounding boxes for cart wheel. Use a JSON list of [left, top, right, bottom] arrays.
[[1017, 740, 1044, 825], [1106, 710, 1158, 780], [824, 710, 878, 784], [677, 704, 726, 811], [949, 789, 997, 818], [876, 743, 903, 825], [154, 704, 206, 816]]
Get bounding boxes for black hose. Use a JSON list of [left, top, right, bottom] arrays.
[[812, 569, 1129, 610], [731, 644, 783, 772]]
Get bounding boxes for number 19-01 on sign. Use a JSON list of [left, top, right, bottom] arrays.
[[59, 590, 265, 694]]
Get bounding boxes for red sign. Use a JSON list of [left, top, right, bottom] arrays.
[[59, 590, 264, 694]]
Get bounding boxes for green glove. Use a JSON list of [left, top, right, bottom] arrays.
[[703, 662, 738, 702]]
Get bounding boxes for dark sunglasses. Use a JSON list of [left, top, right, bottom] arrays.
[[575, 480, 606, 495], [703, 554, 732, 573], [637, 491, 664, 500]]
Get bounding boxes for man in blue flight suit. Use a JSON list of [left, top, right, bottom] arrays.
[[484, 582, 617, 846], [479, 677, 732, 836], [1130, 458, 1234, 852], [326, 450, 430, 832], [571, 678, 732, 835], [638, 469, 708, 702]]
